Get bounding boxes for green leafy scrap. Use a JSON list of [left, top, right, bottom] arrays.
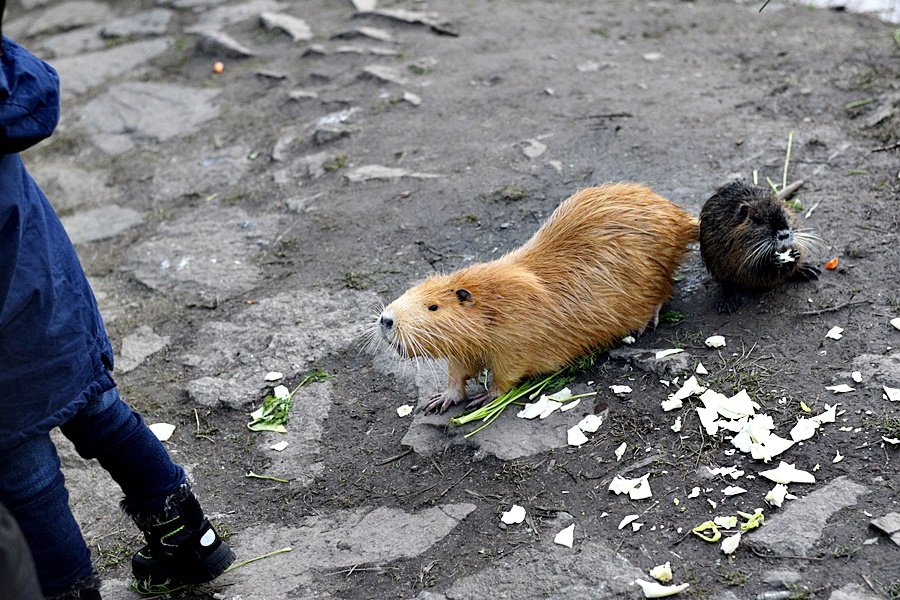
[[247, 370, 330, 433]]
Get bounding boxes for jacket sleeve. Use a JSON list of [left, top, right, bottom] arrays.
[[0, 167, 22, 315]]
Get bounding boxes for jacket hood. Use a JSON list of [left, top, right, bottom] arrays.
[[0, 36, 60, 154]]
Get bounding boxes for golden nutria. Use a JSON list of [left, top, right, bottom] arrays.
[[700, 181, 820, 314], [376, 182, 699, 413]]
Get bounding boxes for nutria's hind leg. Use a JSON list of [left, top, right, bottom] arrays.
[[716, 286, 743, 314], [637, 303, 663, 335], [794, 262, 821, 282]]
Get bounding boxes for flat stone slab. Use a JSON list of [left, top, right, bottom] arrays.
[[750, 476, 869, 556], [375, 355, 604, 459], [52, 38, 172, 97], [191, 0, 285, 29], [26, 1, 112, 37], [252, 380, 334, 487], [117, 325, 170, 374], [34, 26, 105, 58], [828, 584, 884, 600], [445, 539, 662, 600], [79, 81, 219, 154], [26, 161, 112, 212], [182, 288, 378, 408], [127, 206, 278, 306], [215, 504, 475, 599], [60, 205, 143, 245], [101, 9, 174, 38]]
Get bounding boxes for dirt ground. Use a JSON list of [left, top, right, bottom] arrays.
[[10, 0, 900, 598]]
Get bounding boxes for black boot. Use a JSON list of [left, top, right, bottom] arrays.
[[122, 485, 234, 590]]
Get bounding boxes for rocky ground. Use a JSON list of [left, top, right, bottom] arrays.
[[6, 0, 900, 598]]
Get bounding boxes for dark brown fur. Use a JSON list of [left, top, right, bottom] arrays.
[[377, 182, 699, 412], [700, 181, 819, 314]]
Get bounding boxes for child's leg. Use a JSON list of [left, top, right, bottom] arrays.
[[0, 434, 95, 596], [61, 386, 233, 587], [60, 387, 186, 511]]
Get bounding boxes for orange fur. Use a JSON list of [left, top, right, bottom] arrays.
[[380, 183, 698, 409]]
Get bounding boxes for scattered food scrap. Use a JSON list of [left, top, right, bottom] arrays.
[[396, 404, 413, 417], [634, 578, 690, 598], [760, 461, 815, 484], [500, 504, 526, 525], [825, 326, 844, 340], [649, 562, 673, 583], [609, 473, 652, 499], [615, 442, 628, 461], [891, 318, 900, 331], [567, 425, 589, 447], [619, 514, 640, 530], [655, 348, 684, 359], [148, 422, 175, 442], [554, 523, 575, 547], [720, 531, 741, 554], [704, 335, 726, 348], [884, 386, 900, 402], [826, 384, 855, 393], [695, 362, 708, 375], [824, 257, 839, 270], [610, 384, 633, 395], [270, 440, 288, 452], [264, 371, 284, 381]]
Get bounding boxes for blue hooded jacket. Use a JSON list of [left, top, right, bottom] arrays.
[[0, 36, 114, 451]]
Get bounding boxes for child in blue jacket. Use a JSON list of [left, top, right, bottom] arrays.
[[0, 18, 234, 600]]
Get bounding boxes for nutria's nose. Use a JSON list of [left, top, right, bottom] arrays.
[[380, 314, 394, 330]]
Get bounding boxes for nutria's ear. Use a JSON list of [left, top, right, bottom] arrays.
[[456, 289, 473, 305], [737, 204, 750, 221]]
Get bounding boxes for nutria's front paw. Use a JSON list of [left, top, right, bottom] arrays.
[[465, 391, 500, 410], [422, 390, 465, 414], [795, 262, 821, 282]]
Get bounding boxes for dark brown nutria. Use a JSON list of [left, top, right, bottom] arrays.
[[374, 183, 699, 413], [700, 180, 820, 314]]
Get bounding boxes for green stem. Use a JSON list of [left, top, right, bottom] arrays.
[[245, 470, 290, 483], [224, 547, 294, 573]]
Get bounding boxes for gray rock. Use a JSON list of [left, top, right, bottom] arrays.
[[34, 26, 105, 58], [164, 0, 228, 8], [253, 380, 334, 486], [357, 9, 456, 36], [117, 325, 170, 374], [216, 504, 475, 599], [750, 476, 870, 556], [101, 9, 173, 38], [182, 289, 378, 408], [446, 540, 647, 600], [870, 512, 900, 546], [60, 205, 143, 245], [52, 38, 172, 97], [26, 161, 112, 213], [852, 351, 900, 386], [150, 144, 251, 202], [609, 347, 693, 377], [191, 0, 285, 29], [361, 64, 408, 85], [193, 28, 255, 58], [314, 123, 355, 145], [333, 26, 396, 43], [127, 207, 279, 306], [345, 165, 441, 182], [375, 354, 604, 459], [25, 1, 112, 37], [828, 584, 883, 600], [79, 81, 219, 154], [762, 570, 802, 586], [260, 12, 313, 42]]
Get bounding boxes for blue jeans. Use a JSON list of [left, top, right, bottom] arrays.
[[0, 387, 185, 596]]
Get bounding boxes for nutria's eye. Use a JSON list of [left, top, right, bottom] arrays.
[[428, 304, 439, 311], [456, 289, 472, 302]]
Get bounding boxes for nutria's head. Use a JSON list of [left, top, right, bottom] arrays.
[[377, 272, 486, 361], [700, 181, 817, 288]]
